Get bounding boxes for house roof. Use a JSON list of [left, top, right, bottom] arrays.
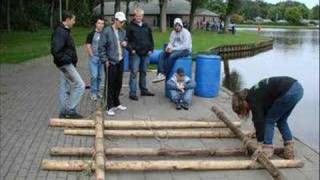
[[93, 0, 218, 16]]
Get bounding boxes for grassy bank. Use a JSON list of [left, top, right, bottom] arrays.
[[238, 24, 319, 29], [0, 27, 268, 64]]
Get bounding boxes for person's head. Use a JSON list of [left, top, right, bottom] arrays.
[[62, 11, 76, 28], [176, 68, 185, 82], [173, 18, 183, 32], [94, 16, 105, 32], [134, 8, 144, 23], [114, 12, 126, 28], [232, 89, 250, 119]]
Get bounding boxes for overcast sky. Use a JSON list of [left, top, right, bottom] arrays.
[[264, 0, 319, 8]]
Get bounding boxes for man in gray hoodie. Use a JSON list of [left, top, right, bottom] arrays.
[[153, 18, 192, 83]]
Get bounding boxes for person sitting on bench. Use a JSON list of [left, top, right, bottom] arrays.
[[166, 68, 195, 110], [232, 76, 303, 159], [153, 18, 192, 83]]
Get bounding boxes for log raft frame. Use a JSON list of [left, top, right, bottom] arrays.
[[41, 103, 303, 180]]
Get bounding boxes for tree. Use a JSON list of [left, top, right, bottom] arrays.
[[205, 0, 226, 15], [125, 0, 131, 20], [100, 0, 104, 16], [159, 0, 167, 32], [311, 5, 319, 19], [284, 7, 302, 24], [189, 0, 204, 31], [5, 0, 11, 31], [114, 0, 121, 13], [224, 0, 241, 32]]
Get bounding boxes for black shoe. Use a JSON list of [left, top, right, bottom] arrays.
[[141, 91, 155, 96], [65, 112, 84, 119], [181, 103, 189, 110], [176, 103, 182, 110], [59, 113, 66, 118], [129, 95, 139, 101]]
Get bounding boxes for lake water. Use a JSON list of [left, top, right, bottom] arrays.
[[227, 28, 319, 152]]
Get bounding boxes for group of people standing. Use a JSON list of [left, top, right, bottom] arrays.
[[51, 10, 304, 161], [51, 9, 194, 118]]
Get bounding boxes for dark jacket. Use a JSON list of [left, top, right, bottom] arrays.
[[98, 26, 126, 64], [51, 24, 78, 67], [126, 21, 154, 56], [246, 76, 297, 142]]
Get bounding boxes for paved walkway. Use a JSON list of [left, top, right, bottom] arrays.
[[0, 48, 318, 180]]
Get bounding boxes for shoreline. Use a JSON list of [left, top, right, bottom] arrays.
[[238, 24, 319, 30]]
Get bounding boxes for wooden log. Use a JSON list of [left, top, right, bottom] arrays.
[[49, 119, 241, 129], [42, 159, 303, 171], [50, 147, 248, 156], [64, 129, 251, 138], [212, 105, 299, 180], [94, 106, 105, 180]]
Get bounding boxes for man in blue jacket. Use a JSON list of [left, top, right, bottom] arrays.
[[51, 11, 85, 119], [166, 68, 195, 110]]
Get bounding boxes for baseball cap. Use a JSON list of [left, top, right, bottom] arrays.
[[115, 12, 126, 22]]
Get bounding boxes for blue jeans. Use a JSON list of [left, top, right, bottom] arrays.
[[158, 50, 190, 76], [169, 89, 193, 105], [59, 64, 85, 114], [264, 82, 304, 144], [88, 55, 104, 95], [129, 54, 149, 96]]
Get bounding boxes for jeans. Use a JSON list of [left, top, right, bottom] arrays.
[[88, 55, 104, 95], [264, 82, 304, 144], [169, 89, 193, 105], [129, 54, 149, 96], [59, 64, 85, 114], [158, 49, 190, 76], [107, 60, 123, 110]]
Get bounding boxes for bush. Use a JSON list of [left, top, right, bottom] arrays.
[[231, 14, 245, 24]]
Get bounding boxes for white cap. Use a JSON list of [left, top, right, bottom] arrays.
[[115, 12, 126, 22], [174, 18, 183, 27]]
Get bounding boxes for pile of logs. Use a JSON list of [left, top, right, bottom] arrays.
[[41, 104, 303, 180]]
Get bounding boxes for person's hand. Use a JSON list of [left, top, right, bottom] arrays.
[[148, 51, 153, 55], [105, 61, 110, 67], [166, 48, 172, 53], [132, 50, 136, 54], [121, 41, 127, 47]]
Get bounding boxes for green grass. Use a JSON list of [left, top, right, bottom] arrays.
[[0, 27, 268, 64], [238, 24, 319, 29]]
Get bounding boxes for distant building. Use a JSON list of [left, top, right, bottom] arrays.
[[93, 0, 219, 28]]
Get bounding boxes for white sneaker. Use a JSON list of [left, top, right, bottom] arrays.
[[116, 105, 127, 111], [90, 94, 98, 101], [106, 108, 116, 116], [152, 73, 166, 83]]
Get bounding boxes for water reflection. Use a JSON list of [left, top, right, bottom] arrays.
[[224, 28, 319, 152]]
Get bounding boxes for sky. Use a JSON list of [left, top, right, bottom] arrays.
[[264, 0, 319, 8]]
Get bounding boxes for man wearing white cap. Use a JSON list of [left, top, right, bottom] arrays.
[[99, 12, 128, 116], [153, 18, 192, 83]]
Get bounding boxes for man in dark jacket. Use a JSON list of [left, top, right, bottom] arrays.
[[126, 8, 155, 101], [51, 11, 85, 119], [232, 76, 303, 160]]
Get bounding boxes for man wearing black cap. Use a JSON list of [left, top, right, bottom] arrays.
[[166, 68, 195, 110]]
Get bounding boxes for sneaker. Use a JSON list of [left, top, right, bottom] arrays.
[[152, 73, 166, 83], [90, 94, 98, 101], [97, 93, 103, 99], [141, 91, 155, 96], [106, 108, 116, 116], [116, 105, 127, 111], [181, 103, 189, 110], [176, 103, 182, 110], [129, 95, 139, 101], [65, 112, 84, 119]]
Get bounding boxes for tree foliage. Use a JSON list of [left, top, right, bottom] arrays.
[[284, 7, 302, 24]]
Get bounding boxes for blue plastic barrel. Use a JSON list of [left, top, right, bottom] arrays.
[[195, 55, 221, 98], [165, 56, 193, 98], [148, 49, 163, 64], [123, 50, 130, 72]]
